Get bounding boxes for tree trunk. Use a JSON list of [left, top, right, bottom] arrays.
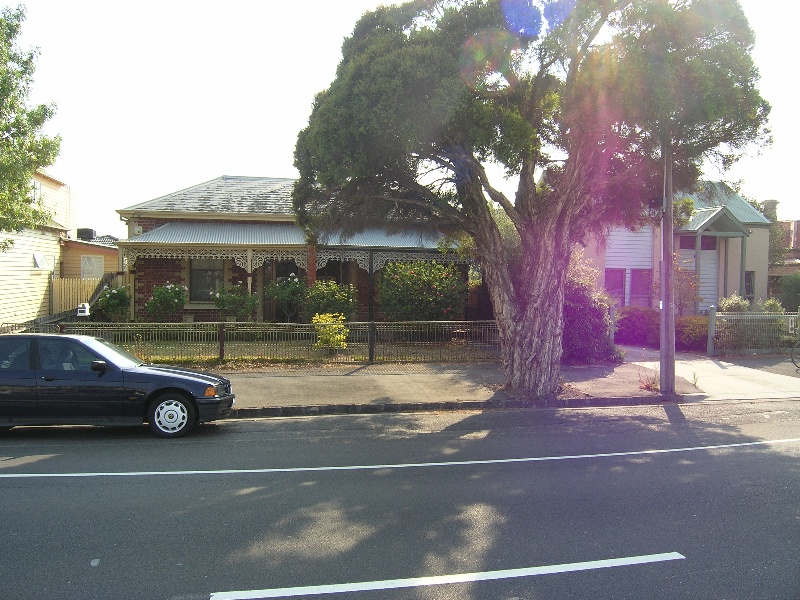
[[475, 206, 573, 398]]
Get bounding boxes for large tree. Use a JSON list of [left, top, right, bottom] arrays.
[[293, 0, 769, 396], [1, 5, 60, 250]]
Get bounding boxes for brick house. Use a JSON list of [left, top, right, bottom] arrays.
[[116, 175, 466, 322]]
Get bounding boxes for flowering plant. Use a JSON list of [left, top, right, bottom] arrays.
[[145, 283, 188, 322], [95, 285, 131, 322], [212, 284, 259, 320], [312, 313, 348, 350], [264, 273, 306, 322]]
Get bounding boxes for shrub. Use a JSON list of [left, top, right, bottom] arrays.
[[303, 280, 357, 320], [561, 251, 619, 363], [213, 285, 259, 321], [779, 272, 800, 312], [264, 273, 306, 322], [717, 293, 751, 312], [312, 313, 349, 349], [758, 297, 785, 314], [615, 306, 660, 347], [94, 285, 131, 322], [145, 283, 188, 322], [676, 316, 708, 351], [380, 262, 468, 321]]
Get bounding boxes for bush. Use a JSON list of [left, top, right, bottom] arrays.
[[213, 285, 259, 321], [676, 316, 708, 351], [779, 272, 800, 312], [94, 285, 131, 322], [380, 262, 468, 321], [303, 280, 357, 321], [615, 306, 660, 347], [264, 273, 306, 322], [561, 252, 619, 363], [312, 313, 349, 349], [145, 283, 188, 322], [717, 293, 751, 312]]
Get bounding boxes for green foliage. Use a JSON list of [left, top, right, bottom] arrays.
[[0, 6, 61, 251], [717, 293, 751, 313], [145, 283, 188, 322], [676, 316, 708, 351], [615, 306, 661, 348], [95, 285, 131, 322], [779, 272, 800, 312], [561, 251, 619, 363], [264, 273, 306, 322], [380, 262, 468, 321], [293, 0, 769, 394], [312, 313, 349, 349], [758, 298, 785, 314], [304, 280, 357, 321], [213, 285, 259, 321]]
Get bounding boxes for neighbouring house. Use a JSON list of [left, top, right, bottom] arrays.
[[584, 181, 771, 314], [770, 213, 800, 293], [60, 229, 119, 279], [0, 171, 76, 325], [0, 171, 122, 327], [116, 175, 467, 322]]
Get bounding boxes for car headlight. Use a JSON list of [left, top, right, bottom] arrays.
[[203, 385, 218, 397]]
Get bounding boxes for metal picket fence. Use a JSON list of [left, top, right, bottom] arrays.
[[1, 320, 500, 364], [711, 310, 798, 353]]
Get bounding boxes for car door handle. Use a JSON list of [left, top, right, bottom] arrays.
[[41, 376, 55, 381]]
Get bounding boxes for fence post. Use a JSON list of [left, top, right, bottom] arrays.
[[218, 322, 226, 361], [706, 306, 717, 356]]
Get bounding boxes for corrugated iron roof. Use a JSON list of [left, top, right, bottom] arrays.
[[318, 228, 444, 249], [679, 181, 770, 225], [123, 222, 307, 245], [118, 176, 295, 216], [679, 206, 751, 236]]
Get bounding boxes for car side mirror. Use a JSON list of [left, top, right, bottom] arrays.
[[91, 360, 109, 372]]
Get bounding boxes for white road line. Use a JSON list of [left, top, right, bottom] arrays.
[[1, 438, 798, 479], [209, 552, 686, 599]]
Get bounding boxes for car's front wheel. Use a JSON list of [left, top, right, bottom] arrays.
[[148, 394, 196, 438]]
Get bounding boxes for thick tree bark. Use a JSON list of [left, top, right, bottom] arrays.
[[472, 191, 573, 398]]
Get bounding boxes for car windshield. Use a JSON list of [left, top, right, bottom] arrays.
[[81, 337, 146, 368]]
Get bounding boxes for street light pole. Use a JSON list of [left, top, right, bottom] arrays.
[[660, 133, 676, 395]]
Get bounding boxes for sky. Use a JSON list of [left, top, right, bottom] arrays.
[[10, 0, 800, 239]]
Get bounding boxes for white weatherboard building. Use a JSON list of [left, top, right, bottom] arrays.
[[586, 182, 771, 314]]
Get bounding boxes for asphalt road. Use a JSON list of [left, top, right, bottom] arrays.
[[1, 401, 798, 600]]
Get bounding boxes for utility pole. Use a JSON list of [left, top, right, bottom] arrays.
[[660, 133, 676, 395]]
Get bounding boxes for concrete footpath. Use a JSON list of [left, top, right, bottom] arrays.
[[221, 346, 800, 418]]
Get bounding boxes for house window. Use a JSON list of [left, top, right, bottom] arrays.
[[190, 259, 224, 302], [744, 271, 755, 303], [679, 235, 717, 250], [630, 269, 653, 307], [701, 236, 717, 250], [604, 269, 625, 305], [81, 255, 104, 279]]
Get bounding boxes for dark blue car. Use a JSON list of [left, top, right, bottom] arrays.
[[0, 333, 234, 437]]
